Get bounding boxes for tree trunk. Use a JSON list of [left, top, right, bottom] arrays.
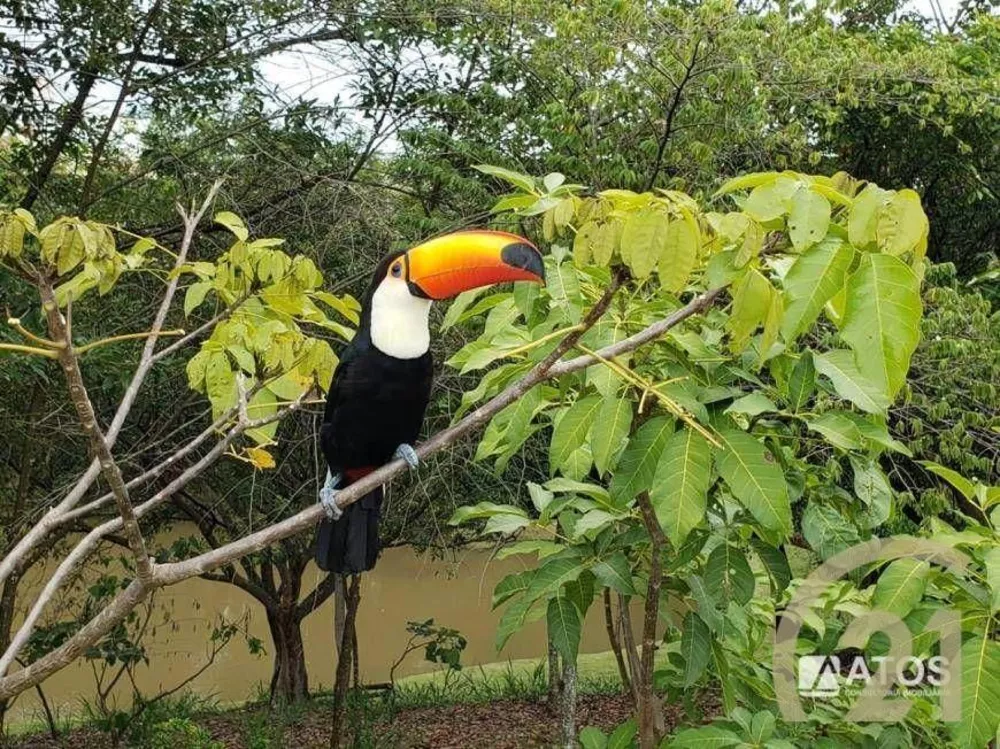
[[559, 657, 577, 749], [266, 607, 309, 704], [603, 588, 634, 705], [547, 640, 563, 713], [329, 575, 361, 749], [636, 492, 667, 748]]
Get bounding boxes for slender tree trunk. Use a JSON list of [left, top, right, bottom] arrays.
[[329, 575, 360, 749], [603, 588, 634, 705], [266, 608, 309, 703], [636, 492, 667, 748], [559, 658, 577, 749], [547, 640, 563, 713]]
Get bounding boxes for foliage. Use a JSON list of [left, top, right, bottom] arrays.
[[146, 717, 223, 749], [444, 165, 997, 745]]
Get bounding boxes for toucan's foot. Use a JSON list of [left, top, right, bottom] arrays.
[[319, 470, 343, 520], [394, 443, 419, 470]]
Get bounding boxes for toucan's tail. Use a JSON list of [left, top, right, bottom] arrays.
[[314, 483, 383, 574]]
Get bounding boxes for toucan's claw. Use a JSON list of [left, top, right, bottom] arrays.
[[319, 470, 343, 520], [394, 443, 419, 470]]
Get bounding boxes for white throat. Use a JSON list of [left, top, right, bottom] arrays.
[[369, 277, 432, 359]]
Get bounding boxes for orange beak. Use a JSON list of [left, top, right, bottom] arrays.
[[404, 230, 545, 300]]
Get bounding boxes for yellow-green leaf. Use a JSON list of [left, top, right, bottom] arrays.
[[781, 238, 855, 341], [840, 253, 922, 399], [787, 187, 831, 251], [659, 213, 699, 292], [652, 427, 712, 547]]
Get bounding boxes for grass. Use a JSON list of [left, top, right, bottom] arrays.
[[392, 649, 667, 708]]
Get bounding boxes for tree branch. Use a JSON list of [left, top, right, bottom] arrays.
[[0, 281, 727, 701]]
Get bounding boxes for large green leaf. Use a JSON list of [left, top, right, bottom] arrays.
[[787, 187, 831, 251], [714, 428, 791, 539], [953, 635, 1000, 748], [591, 552, 637, 596], [668, 726, 742, 748], [681, 611, 711, 686], [609, 416, 674, 506], [787, 352, 816, 412], [620, 209, 665, 278], [705, 543, 755, 605], [591, 396, 633, 476], [813, 350, 891, 414], [801, 502, 861, 559], [750, 538, 792, 594], [840, 253, 922, 399], [780, 238, 855, 341], [651, 428, 712, 547], [547, 596, 582, 662], [872, 558, 929, 617], [659, 214, 699, 292], [806, 412, 864, 451], [550, 396, 602, 474], [876, 189, 927, 256], [728, 269, 774, 352], [848, 184, 889, 249], [524, 554, 587, 603]]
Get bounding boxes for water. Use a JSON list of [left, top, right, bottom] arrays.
[[5, 535, 614, 726]]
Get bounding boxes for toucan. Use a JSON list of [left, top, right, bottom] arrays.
[[315, 230, 545, 574]]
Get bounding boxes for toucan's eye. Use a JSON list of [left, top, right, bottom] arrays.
[[390, 261, 403, 278]]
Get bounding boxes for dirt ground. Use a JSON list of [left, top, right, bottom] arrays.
[[8, 691, 720, 748]]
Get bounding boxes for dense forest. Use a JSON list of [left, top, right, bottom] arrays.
[[0, 0, 999, 747]]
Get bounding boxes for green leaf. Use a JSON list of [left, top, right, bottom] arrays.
[[579, 726, 608, 749], [715, 428, 791, 539], [652, 428, 712, 547], [668, 725, 742, 748], [840, 253, 922, 400], [802, 502, 861, 559], [659, 215, 699, 292], [592, 221, 619, 267], [214, 211, 248, 241], [780, 238, 855, 341], [787, 352, 816, 413], [550, 396, 602, 475], [620, 210, 665, 278], [919, 460, 976, 500], [851, 456, 892, 527], [806, 412, 864, 451], [728, 269, 774, 352], [591, 396, 633, 476], [441, 288, 490, 330], [548, 262, 584, 322], [484, 513, 530, 535], [524, 555, 586, 603], [724, 393, 777, 417], [574, 509, 615, 539], [848, 184, 889, 249], [496, 596, 534, 651], [876, 189, 927, 256], [607, 719, 637, 749], [714, 171, 781, 196], [573, 221, 598, 266], [184, 281, 213, 316], [705, 543, 755, 605], [743, 176, 798, 222], [680, 611, 711, 686], [873, 558, 929, 617], [591, 552, 637, 596], [813, 350, 891, 414], [749, 538, 792, 594], [474, 164, 536, 193], [985, 548, 1000, 613], [952, 635, 1000, 748], [547, 597, 582, 662], [448, 502, 527, 526], [609, 417, 674, 507], [492, 571, 533, 609], [787, 187, 831, 251]]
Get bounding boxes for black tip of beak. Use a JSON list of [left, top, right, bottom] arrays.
[[501, 242, 545, 281]]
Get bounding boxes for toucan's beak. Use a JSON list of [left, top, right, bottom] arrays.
[[404, 230, 545, 300]]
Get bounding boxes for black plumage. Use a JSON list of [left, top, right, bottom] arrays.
[[314, 253, 433, 574]]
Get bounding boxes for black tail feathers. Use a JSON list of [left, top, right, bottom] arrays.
[[314, 485, 383, 574]]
